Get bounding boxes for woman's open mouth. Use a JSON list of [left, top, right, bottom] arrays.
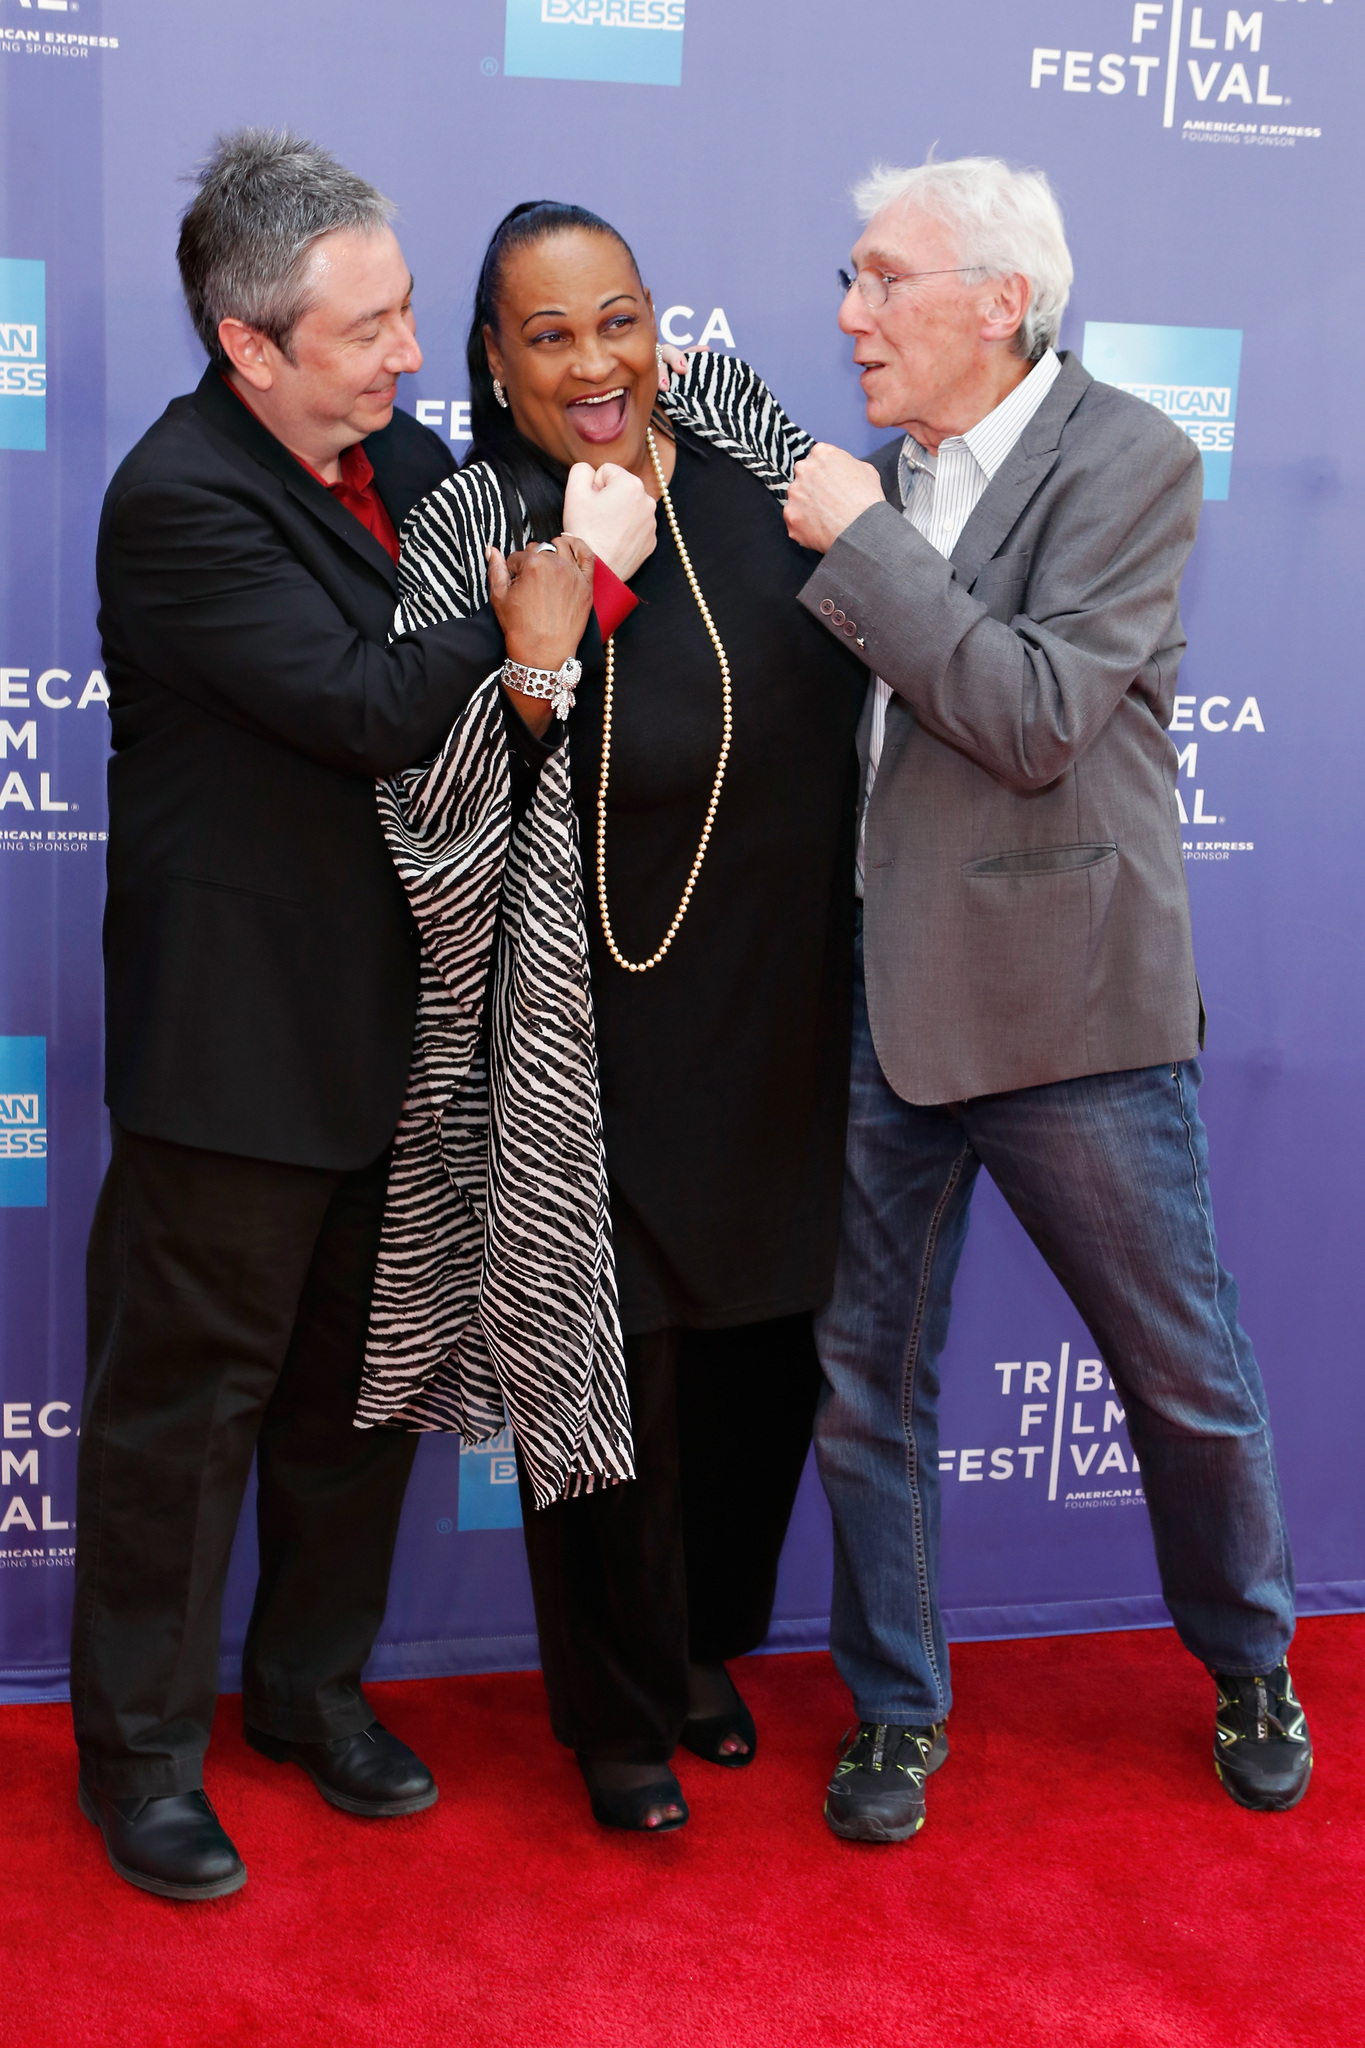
[[566, 386, 630, 444]]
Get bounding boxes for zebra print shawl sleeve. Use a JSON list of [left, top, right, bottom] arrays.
[[656, 349, 814, 497], [391, 460, 504, 634], [357, 463, 632, 1512]]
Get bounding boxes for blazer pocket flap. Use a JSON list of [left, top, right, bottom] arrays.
[[968, 549, 1032, 594], [963, 842, 1118, 878], [167, 871, 307, 911]]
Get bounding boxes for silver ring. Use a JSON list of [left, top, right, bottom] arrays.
[[535, 542, 558, 555]]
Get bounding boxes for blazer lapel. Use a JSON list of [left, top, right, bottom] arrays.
[[861, 363, 1091, 775], [873, 438, 902, 505], [881, 691, 915, 765], [194, 368, 399, 593], [860, 439, 909, 772], [282, 465, 399, 594], [859, 440, 912, 774], [854, 677, 875, 778], [949, 352, 1091, 590]]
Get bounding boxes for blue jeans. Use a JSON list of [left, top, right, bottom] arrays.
[[813, 937, 1296, 1726]]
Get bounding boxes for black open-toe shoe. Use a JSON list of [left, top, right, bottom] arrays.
[[680, 1665, 758, 1769], [577, 1758, 689, 1833]]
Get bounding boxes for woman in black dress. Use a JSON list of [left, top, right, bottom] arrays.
[[392, 203, 865, 1832]]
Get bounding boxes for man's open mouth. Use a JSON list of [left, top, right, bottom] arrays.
[[566, 387, 630, 443]]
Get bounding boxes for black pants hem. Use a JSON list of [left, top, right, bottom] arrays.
[[519, 1315, 820, 1764]]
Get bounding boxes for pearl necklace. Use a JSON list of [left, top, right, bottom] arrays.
[[596, 426, 733, 974]]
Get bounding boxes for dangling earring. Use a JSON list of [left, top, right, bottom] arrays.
[[493, 379, 508, 409], [655, 344, 665, 372]]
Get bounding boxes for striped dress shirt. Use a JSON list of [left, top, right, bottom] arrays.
[[856, 346, 1061, 893]]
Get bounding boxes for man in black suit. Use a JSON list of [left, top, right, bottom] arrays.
[[71, 129, 594, 1900]]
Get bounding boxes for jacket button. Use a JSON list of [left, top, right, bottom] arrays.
[[820, 598, 835, 616], [832, 609, 846, 625], [844, 621, 857, 636]]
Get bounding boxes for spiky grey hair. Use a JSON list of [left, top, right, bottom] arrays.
[[177, 127, 395, 364]]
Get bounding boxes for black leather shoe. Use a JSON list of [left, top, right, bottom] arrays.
[[246, 1720, 438, 1817], [824, 1721, 950, 1843], [78, 1779, 246, 1900]]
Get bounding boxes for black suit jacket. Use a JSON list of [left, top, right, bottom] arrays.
[[97, 366, 506, 1169]]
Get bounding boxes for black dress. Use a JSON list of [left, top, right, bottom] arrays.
[[570, 426, 866, 1333], [517, 426, 868, 1763]]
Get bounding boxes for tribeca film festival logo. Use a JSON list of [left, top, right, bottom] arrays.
[[940, 1344, 1145, 1512], [0, 0, 120, 64], [0, 660, 108, 858], [0, 1391, 74, 1560], [1168, 683, 1264, 858], [504, 0, 684, 86], [1030, 3, 1329, 147], [0, 1036, 46, 1209], [0, 259, 45, 452]]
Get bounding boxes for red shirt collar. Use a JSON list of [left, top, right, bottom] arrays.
[[292, 438, 376, 495]]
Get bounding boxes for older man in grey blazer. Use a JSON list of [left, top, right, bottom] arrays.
[[784, 155, 1308, 1842]]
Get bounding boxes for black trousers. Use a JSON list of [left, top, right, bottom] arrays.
[[517, 1315, 821, 1764], [71, 1122, 417, 1798]]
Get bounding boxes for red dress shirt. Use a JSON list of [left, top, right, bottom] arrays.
[[291, 439, 400, 565]]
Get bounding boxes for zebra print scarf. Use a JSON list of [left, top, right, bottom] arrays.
[[355, 353, 811, 1509]]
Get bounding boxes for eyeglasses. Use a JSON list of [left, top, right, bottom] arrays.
[[838, 265, 982, 309]]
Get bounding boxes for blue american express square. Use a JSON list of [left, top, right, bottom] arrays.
[[0, 260, 47, 454], [1082, 322, 1243, 501], [0, 1037, 47, 1207], [504, 0, 685, 86]]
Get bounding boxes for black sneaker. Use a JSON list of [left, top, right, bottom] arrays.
[[824, 1721, 949, 1843], [1212, 1664, 1312, 1812]]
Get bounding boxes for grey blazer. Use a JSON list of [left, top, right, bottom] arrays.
[[798, 351, 1205, 1105]]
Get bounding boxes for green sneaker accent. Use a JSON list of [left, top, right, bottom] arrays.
[[823, 1720, 947, 1844]]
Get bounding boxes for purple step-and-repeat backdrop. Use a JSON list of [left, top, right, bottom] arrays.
[[2, 0, 1361, 1702]]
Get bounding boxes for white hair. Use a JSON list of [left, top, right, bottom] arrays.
[[851, 156, 1073, 362]]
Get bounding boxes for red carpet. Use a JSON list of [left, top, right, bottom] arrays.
[[6, 1617, 1361, 2046]]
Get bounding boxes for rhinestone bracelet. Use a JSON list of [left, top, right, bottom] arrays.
[[499, 655, 582, 723]]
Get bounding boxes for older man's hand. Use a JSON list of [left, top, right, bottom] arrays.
[[785, 443, 886, 554]]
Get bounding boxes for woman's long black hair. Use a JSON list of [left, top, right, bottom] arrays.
[[465, 200, 645, 545]]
